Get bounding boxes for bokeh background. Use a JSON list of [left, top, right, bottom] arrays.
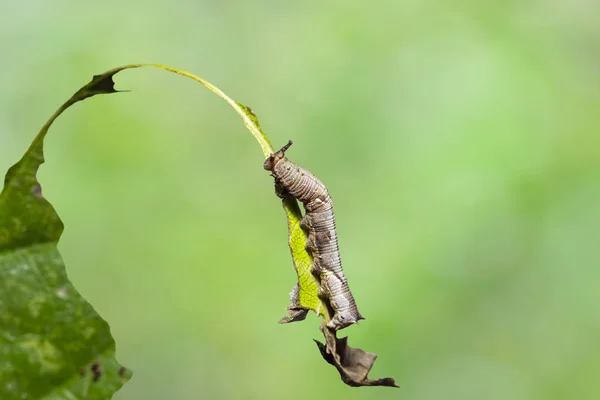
[[1, 1, 599, 399]]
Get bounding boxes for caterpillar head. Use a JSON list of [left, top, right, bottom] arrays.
[[263, 140, 293, 171]]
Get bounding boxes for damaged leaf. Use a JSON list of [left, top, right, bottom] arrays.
[[0, 69, 133, 399], [1, 63, 396, 392], [141, 64, 397, 387]]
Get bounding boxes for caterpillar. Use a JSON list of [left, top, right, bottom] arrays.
[[264, 140, 364, 331]]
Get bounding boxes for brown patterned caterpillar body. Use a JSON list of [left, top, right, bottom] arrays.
[[264, 140, 364, 330]]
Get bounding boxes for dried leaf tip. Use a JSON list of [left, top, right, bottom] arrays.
[[314, 335, 399, 388]]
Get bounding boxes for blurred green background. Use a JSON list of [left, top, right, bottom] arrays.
[[1, 1, 599, 399]]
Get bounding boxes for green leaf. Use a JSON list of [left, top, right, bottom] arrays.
[[0, 68, 132, 399], [1, 63, 396, 393]]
